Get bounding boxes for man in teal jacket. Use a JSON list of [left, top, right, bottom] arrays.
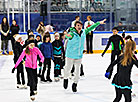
[[63, 19, 106, 92]]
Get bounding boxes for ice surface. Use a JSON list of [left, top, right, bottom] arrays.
[[0, 54, 138, 102]]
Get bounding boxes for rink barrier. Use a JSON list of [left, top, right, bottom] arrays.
[[1, 31, 138, 55]]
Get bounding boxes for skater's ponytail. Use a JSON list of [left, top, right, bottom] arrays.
[[121, 40, 136, 66], [25, 46, 30, 55]]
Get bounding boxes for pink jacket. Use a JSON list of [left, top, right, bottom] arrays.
[[15, 47, 44, 69]]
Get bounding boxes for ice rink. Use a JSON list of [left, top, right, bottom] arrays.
[[0, 54, 138, 102]]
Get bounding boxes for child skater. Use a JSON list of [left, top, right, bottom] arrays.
[[102, 27, 124, 78], [40, 33, 53, 82], [64, 19, 106, 92], [13, 35, 27, 89], [12, 39, 44, 101], [34, 34, 43, 77], [52, 32, 65, 82], [105, 40, 138, 102]]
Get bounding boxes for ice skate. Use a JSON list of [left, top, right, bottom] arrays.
[[30, 95, 35, 101], [22, 85, 27, 89], [72, 83, 77, 92], [54, 77, 60, 82], [34, 91, 38, 95]]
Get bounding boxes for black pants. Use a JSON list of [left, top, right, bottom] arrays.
[[17, 63, 25, 85], [113, 87, 131, 102], [11, 36, 15, 51], [1, 40, 8, 51], [71, 64, 84, 76], [109, 50, 121, 79], [86, 31, 93, 53], [42, 58, 51, 80], [26, 68, 37, 96], [54, 57, 62, 77]]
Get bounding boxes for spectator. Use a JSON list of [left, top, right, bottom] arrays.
[[71, 16, 80, 27], [36, 21, 45, 40], [0, 17, 10, 55]]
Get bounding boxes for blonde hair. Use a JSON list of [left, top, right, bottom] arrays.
[[121, 40, 136, 66]]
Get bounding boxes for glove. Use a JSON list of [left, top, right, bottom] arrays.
[[12, 68, 15, 73], [134, 51, 137, 54], [101, 53, 104, 57], [105, 72, 110, 79], [39, 62, 42, 66]]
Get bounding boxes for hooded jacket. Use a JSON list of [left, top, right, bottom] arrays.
[[65, 22, 100, 59]]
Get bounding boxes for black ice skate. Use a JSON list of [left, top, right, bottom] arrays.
[[63, 79, 68, 89], [46, 78, 52, 82], [72, 83, 77, 92]]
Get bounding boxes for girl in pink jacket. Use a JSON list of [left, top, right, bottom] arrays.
[[12, 40, 44, 101]]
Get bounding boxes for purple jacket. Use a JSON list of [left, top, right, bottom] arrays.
[[15, 47, 44, 69]]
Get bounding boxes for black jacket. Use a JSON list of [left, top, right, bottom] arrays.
[[10, 24, 20, 36], [102, 34, 124, 56], [106, 55, 138, 87], [52, 40, 65, 59], [14, 42, 23, 64], [0, 24, 10, 40]]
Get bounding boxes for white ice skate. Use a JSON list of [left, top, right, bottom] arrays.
[[22, 85, 27, 89], [17, 84, 22, 89], [54, 77, 60, 82], [34, 91, 38, 95], [30, 95, 35, 101], [132, 93, 136, 98]]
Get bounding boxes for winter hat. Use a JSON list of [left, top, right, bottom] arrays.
[[15, 35, 22, 41], [36, 34, 41, 40], [54, 32, 60, 37], [27, 40, 35, 45]]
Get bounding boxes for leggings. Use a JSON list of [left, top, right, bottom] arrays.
[[113, 87, 131, 102]]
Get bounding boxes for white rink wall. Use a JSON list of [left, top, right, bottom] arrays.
[[1, 31, 138, 53]]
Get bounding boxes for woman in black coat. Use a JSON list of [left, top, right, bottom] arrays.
[[10, 20, 20, 50], [0, 17, 10, 54]]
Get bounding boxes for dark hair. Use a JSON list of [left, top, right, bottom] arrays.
[[25, 39, 35, 55], [1, 17, 9, 28], [75, 21, 83, 27], [112, 27, 119, 31], [12, 19, 16, 22], [60, 33, 64, 40], [27, 29, 33, 35], [119, 21, 122, 24], [122, 32, 125, 38], [43, 32, 51, 42], [125, 35, 132, 41], [75, 16, 80, 19]]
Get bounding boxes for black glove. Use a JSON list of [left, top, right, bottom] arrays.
[[101, 53, 104, 57], [39, 62, 42, 66], [12, 67, 15, 73]]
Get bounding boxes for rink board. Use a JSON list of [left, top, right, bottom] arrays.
[[0, 31, 138, 54]]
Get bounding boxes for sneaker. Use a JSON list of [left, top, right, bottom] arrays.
[[54, 77, 60, 82], [4, 50, 8, 55], [63, 79, 68, 89], [22, 85, 27, 89], [34, 91, 38, 95], [30, 95, 35, 101], [72, 83, 77, 92]]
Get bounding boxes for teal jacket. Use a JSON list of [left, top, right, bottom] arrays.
[[65, 22, 100, 59]]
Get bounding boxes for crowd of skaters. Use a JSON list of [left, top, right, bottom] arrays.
[[1, 15, 138, 102]]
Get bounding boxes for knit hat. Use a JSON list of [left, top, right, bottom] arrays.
[[27, 40, 35, 45], [15, 35, 22, 41], [54, 32, 60, 37]]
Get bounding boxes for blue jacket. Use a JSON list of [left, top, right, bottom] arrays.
[[40, 42, 54, 60], [65, 22, 100, 59]]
